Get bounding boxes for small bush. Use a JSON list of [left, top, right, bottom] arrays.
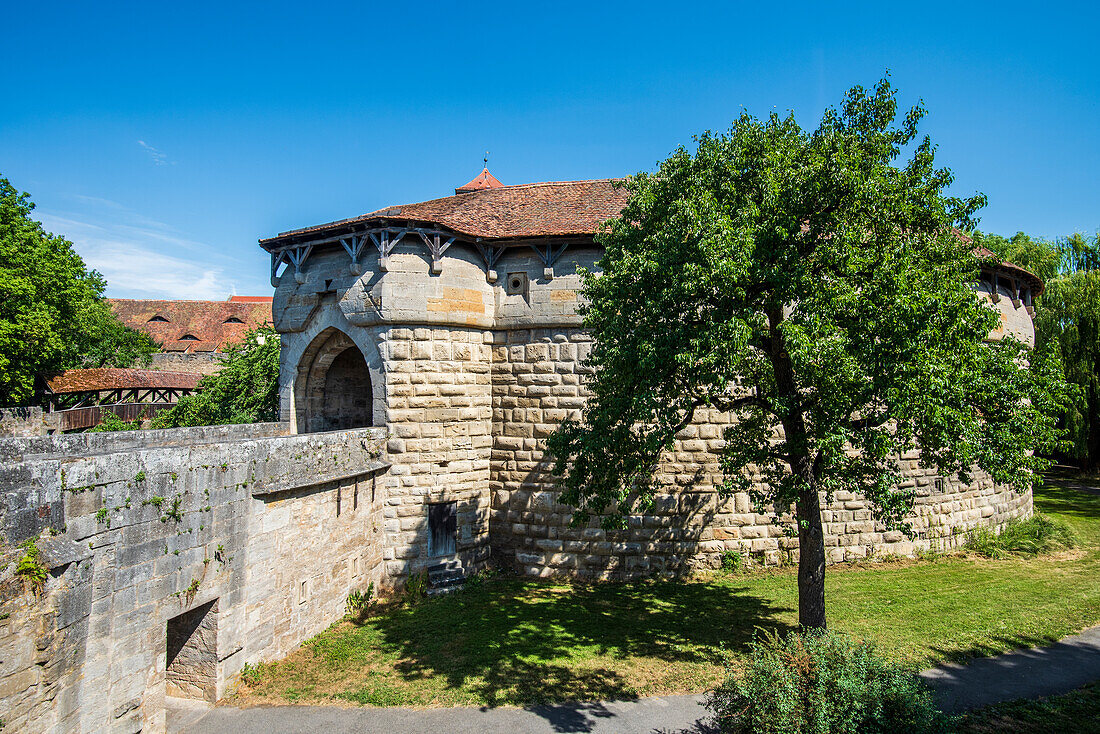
[[966, 514, 1078, 559], [721, 550, 744, 573], [346, 582, 375, 617], [240, 661, 263, 687], [706, 628, 953, 734], [89, 413, 140, 432], [404, 571, 428, 603]]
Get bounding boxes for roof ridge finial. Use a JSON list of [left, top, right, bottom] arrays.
[[483, 150, 490, 169]]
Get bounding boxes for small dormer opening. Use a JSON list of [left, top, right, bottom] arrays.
[[148, 315, 170, 323], [223, 316, 244, 324], [179, 334, 200, 341]]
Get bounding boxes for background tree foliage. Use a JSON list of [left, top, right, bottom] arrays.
[[151, 327, 280, 428], [546, 79, 1067, 629], [0, 175, 157, 405], [975, 230, 1100, 468]]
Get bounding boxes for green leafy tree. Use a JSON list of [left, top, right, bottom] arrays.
[[0, 176, 157, 405], [546, 79, 1067, 629], [152, 327, 280, 428], [1034, 234, 1100, 468]]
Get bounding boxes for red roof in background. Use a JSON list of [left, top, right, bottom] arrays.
[[109, 297, 272, 353], [46, 368, 201, 394], [455, 167, 504, 194], [262, 178, 630, 245]]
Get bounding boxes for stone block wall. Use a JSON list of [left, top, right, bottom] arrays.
[[0, 423, 389, 733], [489, 327, 1033, 580], [379, 325, 493, 581]]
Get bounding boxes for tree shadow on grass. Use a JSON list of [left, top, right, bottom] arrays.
[[351, 577, 791, 716], [1034, 473, 1100, 520]]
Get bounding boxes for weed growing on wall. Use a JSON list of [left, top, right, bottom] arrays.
[[14, 538, 48, 597]]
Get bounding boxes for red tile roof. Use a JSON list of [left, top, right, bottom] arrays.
[[455, 167, 504, 194], [258, 178, 1043, 294], [46, 368, 201, 394], [109, 297, 272, 353], [261, 178, 631, 246]]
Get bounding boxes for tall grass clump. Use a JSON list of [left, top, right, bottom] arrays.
[[706, 629, 952, 734], [965, 514, 1078, 559]]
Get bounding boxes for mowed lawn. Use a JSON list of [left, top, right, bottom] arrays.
[[237, 478, 1100, 708]]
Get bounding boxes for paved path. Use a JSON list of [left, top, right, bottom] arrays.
[[173, 625, 1100, 734], [920, 624, 1100, 713]]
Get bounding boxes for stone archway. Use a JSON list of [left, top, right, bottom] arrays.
[[295, 328, 375, 433]]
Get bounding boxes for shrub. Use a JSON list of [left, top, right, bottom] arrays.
[[404, 571, 428, 603], [965, 513, 1078, 559], [721, 550, 744, 573], [706, 628, 953, 734], [89, 413, 140, 432], [346, 582, 375, 617]]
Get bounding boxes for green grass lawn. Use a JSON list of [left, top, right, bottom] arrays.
[[238, 478, 1100, 708]]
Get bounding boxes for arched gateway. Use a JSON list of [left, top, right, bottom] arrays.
[[294, 328, 374, 433]]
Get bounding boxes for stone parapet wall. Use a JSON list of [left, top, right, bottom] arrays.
[[0, 426, 389, 733], [489, 327, 1033, 580]]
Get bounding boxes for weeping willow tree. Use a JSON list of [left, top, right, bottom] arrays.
[[1035, 235, 1100, 469]]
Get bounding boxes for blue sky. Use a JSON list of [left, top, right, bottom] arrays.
[[2, 1, 1097, 299]]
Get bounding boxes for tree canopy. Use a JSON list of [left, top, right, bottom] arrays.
[[151, 326, 280, 428], [0, 175, 157, 405], [546, 78, 1067, 629]]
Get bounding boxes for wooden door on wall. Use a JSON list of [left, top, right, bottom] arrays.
[[428, 501, 456, 556]]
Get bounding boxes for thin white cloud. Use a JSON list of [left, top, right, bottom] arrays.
[[36, 209, 263, 300], [39, 214, 232, 299], [137, 140, 173, 166]]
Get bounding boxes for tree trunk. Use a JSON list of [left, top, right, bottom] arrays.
[[766, 306, 828, 630], [796, 483, 827, 629]]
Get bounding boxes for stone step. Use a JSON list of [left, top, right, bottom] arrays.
[[429, 568, 464, 585], [426, 559, 466, 594]]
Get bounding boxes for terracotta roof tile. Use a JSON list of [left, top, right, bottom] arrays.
[[46, 368, 201, 393], [455, 167, 504, 194], [109, 298, 272, 352], [261, 178, 630, 246]]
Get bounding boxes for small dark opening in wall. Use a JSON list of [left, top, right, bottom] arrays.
[[428, 501, 457, 557], [505, 272, 528, 296], [166, 598, 218, 702], [934, 477, 945, 494]]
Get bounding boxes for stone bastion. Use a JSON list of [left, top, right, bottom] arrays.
[[0, 175, 1042, 732]]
